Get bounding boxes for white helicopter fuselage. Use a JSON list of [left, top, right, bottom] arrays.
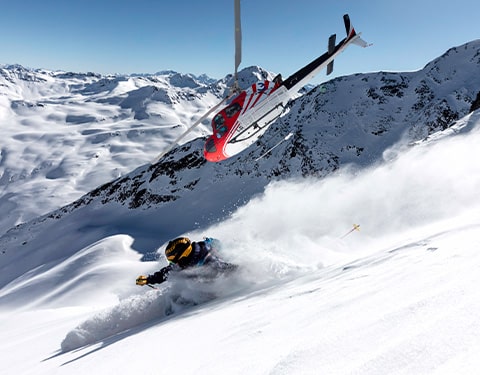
[[223, 83, 290, 158], [204, 14, 368, 162]]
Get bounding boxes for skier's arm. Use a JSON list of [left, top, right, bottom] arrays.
[[147, 265, 173, 284], [136, 264, 173, 286]]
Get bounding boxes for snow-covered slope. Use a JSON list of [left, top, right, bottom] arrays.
[[0, 65, 218, 233], [1, 40, 480, 374], [2, 109, 480, 374]]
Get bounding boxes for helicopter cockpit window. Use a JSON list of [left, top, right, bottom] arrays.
[[213, 113, 224, 127], [213, 113, 227, 137], [225, 102, 241, 118], [205, 138, 216, 153]]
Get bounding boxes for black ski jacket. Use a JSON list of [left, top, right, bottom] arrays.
[[146, 240, 236, 285]]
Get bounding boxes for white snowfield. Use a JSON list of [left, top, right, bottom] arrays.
[[1, 111, 480, 374], [2, 43, 480, 374]]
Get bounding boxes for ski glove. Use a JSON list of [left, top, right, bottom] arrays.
[[136, 275, 148, 286]]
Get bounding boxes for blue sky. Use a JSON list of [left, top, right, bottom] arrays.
[[1, 0, 479, 84]]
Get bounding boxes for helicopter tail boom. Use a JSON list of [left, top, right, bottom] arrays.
[[282, 14, 369, 93]]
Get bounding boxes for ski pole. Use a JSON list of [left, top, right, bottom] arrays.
[[340, 224, 360, 239]]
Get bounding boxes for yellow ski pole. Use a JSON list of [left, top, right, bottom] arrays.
[[340, 224, 360, 239]]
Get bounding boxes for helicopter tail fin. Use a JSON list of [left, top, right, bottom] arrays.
[[343, 14, 370, 48]]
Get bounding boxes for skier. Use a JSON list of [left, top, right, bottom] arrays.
[[136, 237, 237, 286]]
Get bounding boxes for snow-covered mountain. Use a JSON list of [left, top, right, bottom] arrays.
[[1, 40, 480, 374], [0, 63, 277, 234], [4, 41, 479, 243]]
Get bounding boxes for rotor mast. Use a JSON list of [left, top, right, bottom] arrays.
[[232, 0, 242, 94]]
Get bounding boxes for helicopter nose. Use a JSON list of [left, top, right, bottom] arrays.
[[204, 137, 227, 162]]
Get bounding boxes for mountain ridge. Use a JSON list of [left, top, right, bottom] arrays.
[[1, 39, 480, 268]]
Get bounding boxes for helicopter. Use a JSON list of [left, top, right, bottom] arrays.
[[153, 0, 369, 163]]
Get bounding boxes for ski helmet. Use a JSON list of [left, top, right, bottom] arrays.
[[165, 237, 192, 263]]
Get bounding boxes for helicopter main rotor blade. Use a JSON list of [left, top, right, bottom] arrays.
[[233, 0, 242, 91], [151, 96, 230, 164]]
